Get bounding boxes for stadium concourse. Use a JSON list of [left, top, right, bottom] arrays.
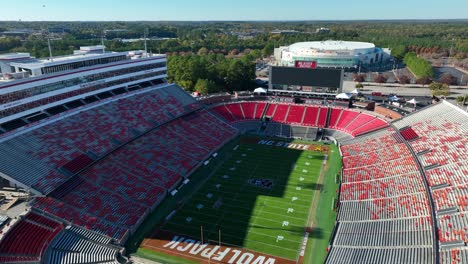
[[0, 79, 466, 263]]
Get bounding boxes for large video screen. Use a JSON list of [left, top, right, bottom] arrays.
[[270, 67, 343, 89]]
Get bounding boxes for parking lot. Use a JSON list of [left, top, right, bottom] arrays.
[[434, 67, 467, 85]]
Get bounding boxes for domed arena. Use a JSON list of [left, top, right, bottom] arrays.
[[274, 40, 391, 69]]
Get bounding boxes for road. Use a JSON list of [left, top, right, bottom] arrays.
[[342, 81, 468, 98]]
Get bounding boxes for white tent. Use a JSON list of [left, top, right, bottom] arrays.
[[408, 98, 419, 104], [351, 89, 361, 94], [336, 93, 353, 99], [253, 87, 267, 94]]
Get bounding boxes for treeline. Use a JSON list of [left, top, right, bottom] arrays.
[[167, 53, 256, 93], [1, 21, 467, 58], [403, 52, 434, 78]]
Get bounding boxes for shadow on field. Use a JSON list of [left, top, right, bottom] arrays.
[[249, 224, 308, 235], [309, 227, 324, 239], [302, 183, 323, 191]]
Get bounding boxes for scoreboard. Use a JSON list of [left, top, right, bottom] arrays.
[[269, 66, 343, 93], [294, 60, 317, 69]]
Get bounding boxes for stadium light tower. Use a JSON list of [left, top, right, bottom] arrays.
[[144, 28, 149, 57]]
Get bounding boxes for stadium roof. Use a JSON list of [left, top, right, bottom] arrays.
[[289, 40, 375, 51]]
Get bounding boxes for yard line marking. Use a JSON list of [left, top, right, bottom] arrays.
[[193, 195, 311, 211], [180, 206, 308, 222]]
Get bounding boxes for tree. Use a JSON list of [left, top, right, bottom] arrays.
[[398, 75, 411, 84], [353, 73, 366, 82], [262, 43, 274, 58], [429, 82, 450, 97], [374, 74, 388, 83], [391, 45, 408, 60], [249, 49, 262, 59], [197, 47, 209, 56], [194, 79, 217, 95], [439, 73, 458, 85], [403, 52, 434, 78], [456, 95, 468, 105], [178, 80, 194, 91], [355, 83, 364, 88]]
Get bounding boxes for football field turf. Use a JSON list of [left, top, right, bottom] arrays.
[[156, 138, 326, 261]]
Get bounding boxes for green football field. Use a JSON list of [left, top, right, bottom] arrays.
[[159, 139, 326, 261]]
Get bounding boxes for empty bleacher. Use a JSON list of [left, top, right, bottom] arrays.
[[327, 101, 468, 263], [0, 212, 63, 263], [327, 126, 434, 263], [326, 246, 433, 264], [334, 217, 433, 247], [0, 85, 197, 195], [393, 101, 468, 262], [31, 109, 237, 242], [45, 225, 122, 264], [440, 247, 468, 264], [211, 102, 388, 137]]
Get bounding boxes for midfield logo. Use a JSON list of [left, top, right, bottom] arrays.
[[248, 178, 273, 189]]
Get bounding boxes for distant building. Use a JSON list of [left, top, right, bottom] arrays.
[[316, 27, 330, 34], [0, 28, 36, 37], [270, 29, 300, 35], [274, 40, 391, 69]]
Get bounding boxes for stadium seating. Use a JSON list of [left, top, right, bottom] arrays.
[[31, 109, 237, 242], [0, 212, 63, 263], [393, 101, 468, 257], [344, 113, 375, 133], [302, 105, 320, 126], [225, 103, 245, 120], [317, 107, 328, 127], [271, 104, 289, 122], [334, 217, 433, 247], [326, 246, 433, 264], [400, 127, 419, 141], [0, 85, 197, 195], [211, 102, 389, 137], [328, 101, 468, 264], [45, 225, 122, 264], [328, 108, 343, 129], [340, 172, 425, 200], [212, 104, 236, 122], [240, 102, 257, 120], [328, 126, 433, 263], [285, 104, 305, 124], [440, 248, 468, 264], [335, 110, 359, 130], [338, 193, 430, 221]]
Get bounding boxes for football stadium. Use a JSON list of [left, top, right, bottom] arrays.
[[0, 46, 466, 264]]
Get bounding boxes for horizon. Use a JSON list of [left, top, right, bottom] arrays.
[[2, 18, 468, 23], [2, 0, 468, 21]]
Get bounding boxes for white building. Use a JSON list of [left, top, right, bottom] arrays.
[[274, 40, 391, 69]]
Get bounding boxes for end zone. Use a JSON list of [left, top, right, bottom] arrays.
[[141, 230, 297, 264]]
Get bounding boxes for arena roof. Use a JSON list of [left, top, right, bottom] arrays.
[[288, 40, 375, 51]]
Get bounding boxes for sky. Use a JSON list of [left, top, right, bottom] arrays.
[[1, 0, 467, 21]]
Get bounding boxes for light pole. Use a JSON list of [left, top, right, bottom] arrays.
[[448, 38, 455, 66]]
